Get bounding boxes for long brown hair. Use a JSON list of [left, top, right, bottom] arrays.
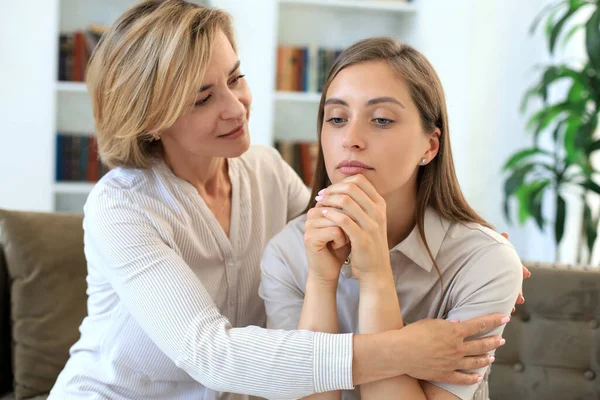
[[306, 37, 491, 274]]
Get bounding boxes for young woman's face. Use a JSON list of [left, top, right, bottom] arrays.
[[321, 60, 439, 198], [161, 30, 252, 159]]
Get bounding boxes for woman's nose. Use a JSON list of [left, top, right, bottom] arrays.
[[222, 89, 247, 120], [342, 122, 366, 150]]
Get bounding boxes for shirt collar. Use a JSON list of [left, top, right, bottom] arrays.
[[391, 207, 451, 272]]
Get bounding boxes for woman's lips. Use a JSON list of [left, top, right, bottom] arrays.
[[336, 160, 374, 175], [219, 124, 245, 140]]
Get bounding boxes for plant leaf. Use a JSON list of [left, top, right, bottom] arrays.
[[503, 148, 553, 170], [530, 0, 567, 35], [581, 180, 600, 195], [585, 8, 600, 68], [528, 180, 551, 230], [562, 22, 585, 49], [587, 139, 600, 152], [583, 202, 598, 261], [503, 164, 538, 223], [550, 8, 579, 54], [555, 194, 566, 245]]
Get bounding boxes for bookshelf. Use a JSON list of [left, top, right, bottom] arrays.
[[52, 0, 137, 213], [278, 0, 418, 13]]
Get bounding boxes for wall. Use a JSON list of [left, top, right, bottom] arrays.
[[0, 0, 58, 211]]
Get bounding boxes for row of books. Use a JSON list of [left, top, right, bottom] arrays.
[[276, 46, 344, 93], [56, 134, 109, 182], [58, 25, 106, 82], [275, 140, 319, 187]]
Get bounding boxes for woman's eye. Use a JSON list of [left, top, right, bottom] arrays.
[[373, 118, 394, 126], [326, 117, 346, 125], [230, 74, 245, 85], [195, 94, 212, 107]]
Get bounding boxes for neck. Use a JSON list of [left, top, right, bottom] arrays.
[[384, 183, 418, 249], [164, 151, 229, 197]]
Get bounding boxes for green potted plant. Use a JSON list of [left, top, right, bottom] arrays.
[[503, 0, 600, 263]]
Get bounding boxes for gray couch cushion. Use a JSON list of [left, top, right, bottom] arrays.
[[0, 210, 87, 399], [489, 263, 600, 400], [0, 246, 13, 396]]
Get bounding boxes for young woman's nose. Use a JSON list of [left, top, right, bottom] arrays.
[[342, 121, 366, 150]]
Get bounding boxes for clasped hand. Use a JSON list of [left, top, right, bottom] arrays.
[[304, 174, 391, 286]]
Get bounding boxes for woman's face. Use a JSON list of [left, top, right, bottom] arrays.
[[321, 60, 439, 198], [161, 30, 252, 160]]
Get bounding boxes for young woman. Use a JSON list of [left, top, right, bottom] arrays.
[[260, 38, 522, 400], [48, 1, 522, 399]]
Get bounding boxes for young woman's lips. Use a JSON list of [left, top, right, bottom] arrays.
[[337, 161, 374, 175], [220, 124, 245, 140]]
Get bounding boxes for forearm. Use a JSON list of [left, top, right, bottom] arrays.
[[298, 275, 342, 400], [359, 275, 426, 400]]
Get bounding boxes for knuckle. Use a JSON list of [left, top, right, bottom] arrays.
[[340, 195, 350, 207]]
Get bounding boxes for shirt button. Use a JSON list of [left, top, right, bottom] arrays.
[[589, 320, 599, 330], [513, 362, 525, 373], [584, 370, 596, 381]]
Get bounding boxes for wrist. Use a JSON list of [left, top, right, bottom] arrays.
[[358, 269, 395, 294], [352, 331, 408, 386], [307, 273, 339, 293]]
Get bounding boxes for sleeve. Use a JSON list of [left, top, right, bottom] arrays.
[[268, 146, 311, 221], [259, 240, 306, 331], [428, 243, 522, 400], [84, 187, 353, 400]]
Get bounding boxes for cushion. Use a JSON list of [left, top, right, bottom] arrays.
[[490, 263, 600, 399], [0, 210, 87, 399], [0, 246, 13, 396]]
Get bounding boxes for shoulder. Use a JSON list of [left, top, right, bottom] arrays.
[[85, 165, 171, 225], [445, 221, 522, 281]]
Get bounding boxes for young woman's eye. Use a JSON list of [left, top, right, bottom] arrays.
[[326, 117, 346, 125], [194, 94, 212, 107], [373, 118, 394, 126]]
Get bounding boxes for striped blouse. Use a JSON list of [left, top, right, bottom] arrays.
[[49, 146, 354, 400]]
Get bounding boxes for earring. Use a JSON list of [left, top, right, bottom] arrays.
[[421, 158, 427, 165], [150, 132, 161, 141]]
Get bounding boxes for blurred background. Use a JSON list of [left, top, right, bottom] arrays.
[[0, 0, 599, 266]]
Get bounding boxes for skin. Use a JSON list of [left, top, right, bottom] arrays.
[[159, 32, 515, 396], [302, 60, 522, 399]]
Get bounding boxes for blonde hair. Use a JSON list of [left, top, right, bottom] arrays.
[[86, 0, 235, 169], [306, 38, 492, 288]]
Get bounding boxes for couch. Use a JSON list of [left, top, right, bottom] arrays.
[[0, 208, 598, 399]]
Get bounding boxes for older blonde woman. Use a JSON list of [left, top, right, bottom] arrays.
[[49, 1, 516, 399]]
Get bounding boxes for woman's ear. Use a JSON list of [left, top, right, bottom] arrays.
[[423, 128, 440, 162]]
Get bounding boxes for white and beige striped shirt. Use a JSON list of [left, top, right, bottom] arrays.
[[49, 146, 354, 400]]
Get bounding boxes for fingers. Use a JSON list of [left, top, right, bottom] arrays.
[[501, 232, 508, 239], [304, 226, 348, 253], [523, 265, 531, 279], [460, 313, 509, 337], [321, 208, 362, 241], [443, 371, 484, 385], [457, 355, 495, 371], [320, 174, 384, 208], [517, 293, 525, 304], [462, 335, 505, 357], [316, 193, 373, 230]]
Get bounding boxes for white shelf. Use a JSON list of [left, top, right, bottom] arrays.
[[56, 81, 88, 93], [275, 91, 322, 103], [54, 182, 96, 194], [278, 0, 417, 12]]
